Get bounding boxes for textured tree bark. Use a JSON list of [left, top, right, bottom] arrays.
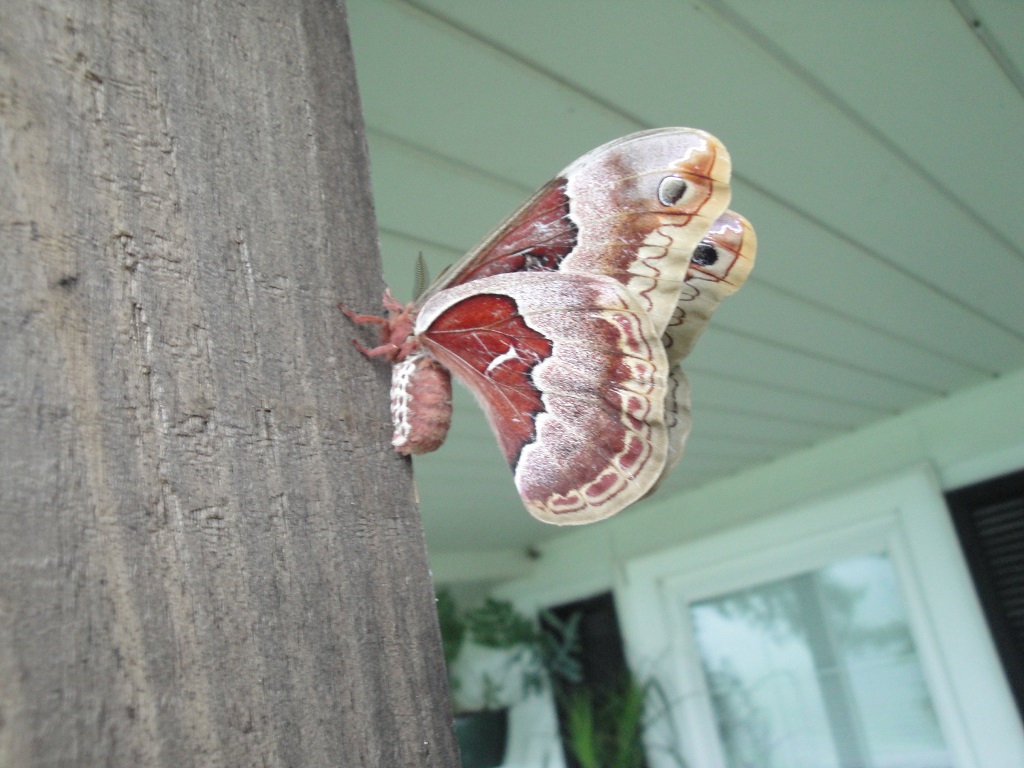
[[0, 2, 458, 766]]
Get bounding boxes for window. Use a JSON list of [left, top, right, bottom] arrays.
[[690, 553, 949, 768]]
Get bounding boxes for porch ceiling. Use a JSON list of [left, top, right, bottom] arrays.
[[346, 0, 1024, 556]]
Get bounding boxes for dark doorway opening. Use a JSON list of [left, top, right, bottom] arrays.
[[543, 592, 649, 768]]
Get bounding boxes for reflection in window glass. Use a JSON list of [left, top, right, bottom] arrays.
[[689, 553, 951, 768]]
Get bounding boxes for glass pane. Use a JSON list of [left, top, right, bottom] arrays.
[[689, 553, 952, 768]]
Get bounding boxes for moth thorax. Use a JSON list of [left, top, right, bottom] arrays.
[[390, 351, 452, 456]]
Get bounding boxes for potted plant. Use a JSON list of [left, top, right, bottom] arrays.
[[437, 589, 582, 768], [558, 671, 687, 768]]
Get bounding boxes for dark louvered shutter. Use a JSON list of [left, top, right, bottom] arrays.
[[947, 467, 1024, 723]]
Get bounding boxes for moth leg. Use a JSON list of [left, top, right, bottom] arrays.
[[338, 292, 418, 362], [338, 302, 389, 326], [352, 338, 412, 359]]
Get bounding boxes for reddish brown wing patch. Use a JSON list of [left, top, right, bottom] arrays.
[[420, 294, 552, 465], [425, 181, 578, 293]]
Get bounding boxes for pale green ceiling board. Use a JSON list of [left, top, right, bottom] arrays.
[[366, 137, 527, 255], [667, 462, 749, 492], [415, 459, 549, 553], [405, 0, 763, 136], [690, 331, 931, 411], [372, 182, 1001, 441], [366, 127, 533, 200], [696, 410, 829, 447], [696, 397, 866, 434], [671, 453, 749, 475], [348, 0, 637, 183], [967, 0, 1024, 84], [685, 435, 790, 462], [427, 439, 511, 470], [683, 457, 755, 479], [688, 372, 886, 427], [657, 470, 736, 500], [684, 448, 793, 469], [427, 457, 509, 474], [713, 0, 1024, 249], [376, 225, 461, 262], [717, 281, 983, 391], [374, 231, 458, 305], [687, 365, 890, 415], [694, 398, 861, 435], [733, 111, 1024, 341], [742, 187, 1024, 372]]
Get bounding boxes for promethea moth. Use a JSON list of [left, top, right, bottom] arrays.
[[344, 128, 756, 525]]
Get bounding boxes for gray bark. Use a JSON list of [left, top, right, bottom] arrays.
[[0, 1, 458, 766]]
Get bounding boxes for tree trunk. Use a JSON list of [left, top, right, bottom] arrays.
[[0, 2, 458, 766]]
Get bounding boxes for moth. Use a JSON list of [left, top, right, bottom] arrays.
[[343, 128, 756, 525]]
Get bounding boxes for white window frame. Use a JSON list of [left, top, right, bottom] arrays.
[[617, 466, 1024, 768]]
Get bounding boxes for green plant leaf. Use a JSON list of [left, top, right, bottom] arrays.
[[610, 677, 648, 768], [558, 672, 663, 768], [565, 692, 600, 768], [539, 610, 584, 685], [465, 598, 538, 649]]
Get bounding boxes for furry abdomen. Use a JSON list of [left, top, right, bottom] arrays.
[[390, 351, 452, 456]]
